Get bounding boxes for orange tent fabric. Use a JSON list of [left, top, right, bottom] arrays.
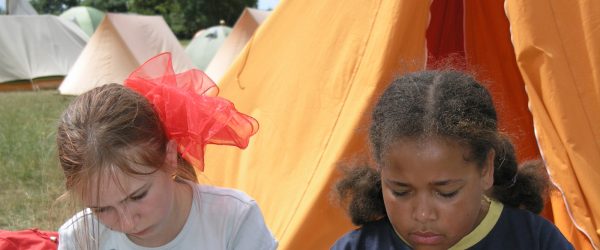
[[199, 0, 598, 248], [507, 0, 600, 249], [201, 0, 429, 249]]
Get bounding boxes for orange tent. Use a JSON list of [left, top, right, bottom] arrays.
[[203, 1, 429, 249], [201, 0, 599, 249], [507, 0, 600, 248], [205, 8, 270, 82]]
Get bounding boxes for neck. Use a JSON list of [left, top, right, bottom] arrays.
[[473, 196, 491, 230]]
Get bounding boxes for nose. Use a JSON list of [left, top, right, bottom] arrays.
[[116, 206, 137, 233], [412, 196, 437, 223]]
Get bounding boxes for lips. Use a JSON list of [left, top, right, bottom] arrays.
[[408, 231, 444, 245]]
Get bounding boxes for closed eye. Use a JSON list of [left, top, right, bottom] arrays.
[[92, 207, 111, 213], [130, 190, 148, 201], [392, 190, 410, 197], [437, 190, 459, 198]]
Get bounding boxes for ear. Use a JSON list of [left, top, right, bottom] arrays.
[[481, 149, 495, 190], [165, 140, 179, 171]]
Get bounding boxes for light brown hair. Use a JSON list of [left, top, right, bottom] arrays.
[[57, 83, 197, 193]]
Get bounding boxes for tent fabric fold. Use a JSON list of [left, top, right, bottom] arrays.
[[506, 0, 600, 249], [202, 0, 429, 249]]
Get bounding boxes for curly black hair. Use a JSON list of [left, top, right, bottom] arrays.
[[335, 70, 550, 226]]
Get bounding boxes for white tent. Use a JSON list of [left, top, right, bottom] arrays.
[[59, 13, 194, 95], [59, 6, 105, 38], [185, 25, 231, 71], [0, 15, 87, 83], [6, 0, 38, 15], [205, 8, 269, 82]]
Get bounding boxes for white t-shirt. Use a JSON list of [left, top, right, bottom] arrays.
[[58, 183, 278, 250]]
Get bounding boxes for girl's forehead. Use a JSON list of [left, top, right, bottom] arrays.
[[381, 137, 477, 180], [386, 136, 467, 158], [78, 165, 155, 206]]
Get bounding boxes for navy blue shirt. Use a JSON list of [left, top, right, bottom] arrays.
[[331, 205, 574, 250]]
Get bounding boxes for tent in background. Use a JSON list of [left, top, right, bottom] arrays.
[[185, 25, 231, 70], [59, 6, 105, 38], [58, 13, 194, 95], [202, 0, 599, 249], [205, 8, 269, 82], [202, 0, 429, 249], [6, 0, 37, 15], [0, 15, 87, 84]]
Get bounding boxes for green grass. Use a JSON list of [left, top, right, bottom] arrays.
[[0, 90, 75, 231]]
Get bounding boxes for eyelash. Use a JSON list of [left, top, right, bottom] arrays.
[[93, 207, 110, 214], [437, 190, 458, 198], [92, 190, 148, 213], [392, 191, 410, 197], [130, 191, 148, 201], [392, 190, 459, 198]]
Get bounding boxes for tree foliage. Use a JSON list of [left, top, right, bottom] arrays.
[[130, 0, 258, 39], [27, 0, 258, 39], [30, 0, 80, 15], [80, 0, 128, 12]]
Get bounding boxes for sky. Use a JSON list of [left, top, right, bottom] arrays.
[[257, 0, 280, 10], [0, 1, 280, 11]]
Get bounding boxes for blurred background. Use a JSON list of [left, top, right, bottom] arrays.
[[0, 0, 279, 39]]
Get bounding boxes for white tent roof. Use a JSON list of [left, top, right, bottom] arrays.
[[185, 25, 231, 71], [0, 15, 87, 83], [205, 8, 270, 82], [6, 0, 38, 15], [59, 13, 194, 95]]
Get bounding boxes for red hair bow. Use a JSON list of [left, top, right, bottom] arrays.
[[125, 52, 258, 171]]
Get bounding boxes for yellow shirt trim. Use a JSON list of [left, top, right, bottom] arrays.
[[448, 199, 503, 250]]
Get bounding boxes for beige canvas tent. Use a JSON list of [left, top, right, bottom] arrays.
[[0, 15, 87, 84], [6, 0, 38, 15], [205, 8, 269, 82], [59, 13, 193, 95]]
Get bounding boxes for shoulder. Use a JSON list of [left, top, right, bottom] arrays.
[[57, 209, 113, 250], [58, 209, 97, 240], [193, 184, 257, 218], [195, 184, 256, 205], [499, 206, 560, 234], [331, 218, 409, 250], [485, 206, 573, 249], [190, 184, 278, 250]]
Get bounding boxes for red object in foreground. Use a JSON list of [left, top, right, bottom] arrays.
[[0, 229, 58, 250], [125, 52, 259, 172]]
